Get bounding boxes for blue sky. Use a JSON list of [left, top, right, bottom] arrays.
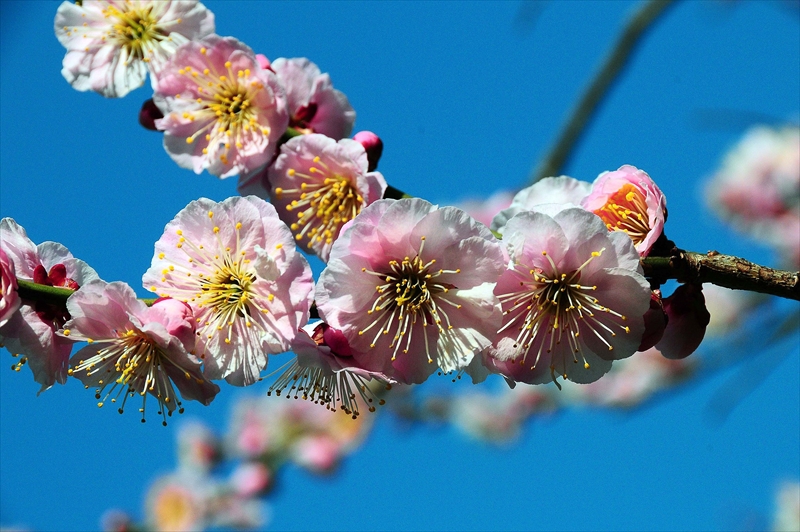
[[1, 1, 798, 530]]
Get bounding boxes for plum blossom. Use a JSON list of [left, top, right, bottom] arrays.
[[271, 57, 356, 140], [55, 0, 215, 98], [63, 281, 219, 424], [487, 208, 651, 385], [153, 36, 288, 178], [268, 321, 393, 417], [492, 176, 591, 234], [0, 248, 19, 328], [0, 218, 100, 393], [705, 126, 800, 268], [142, 196, 314, 386], [581, 165, 667, 256], [268, 134, 387, 262], [315, 198, 505, 384]]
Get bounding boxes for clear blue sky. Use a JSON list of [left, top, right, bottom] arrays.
[[1, 1, 798, 530]]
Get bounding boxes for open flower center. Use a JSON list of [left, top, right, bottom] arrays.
[[105, 4, 165, 60], [358, 237, 462, 362], [593, 183, 650, 245], [68, 328, 191, 426], [275, 158, 364, 248], [178, 59, 270, 164], [200, 260, 256, 320], [498, 249, 630, 374]]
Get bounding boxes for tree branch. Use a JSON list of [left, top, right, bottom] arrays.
[[641, 251, 800, 301], [530, 0, 676, 184]]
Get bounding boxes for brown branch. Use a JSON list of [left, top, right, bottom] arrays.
[[641, 250, 800, 301], [530, 0, 676, 184]]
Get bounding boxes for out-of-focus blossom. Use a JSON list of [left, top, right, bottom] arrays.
[[146, 470, 269, 531], [146, 474, 206, 532], [272, 57, 356, 140], [706, 126, 800, 268], [456, 190, 514, 228], [143, 196, 314, 386], [269, 321, 393, 417], [268, 134, 387, 262], [0, 248, 19, 328], [177, 421, 220, 474], [63, 281, 219, 424], [656, 283, 711, 360], [316, 198, 505, 384], [772, 481, 800, 532], [487, 208, 651, 385], [0, 218, 99, 393], [55, 0, 215, 98], [492, 176, 591, 234], [292, 435, 341, 474], [352, 131, 384, 171], [581, 165, 667, 256], [230, 461, 272, 497], [153, 36, 288, 178], [557, 346, 693, 407], [226, 393, 371, 471]]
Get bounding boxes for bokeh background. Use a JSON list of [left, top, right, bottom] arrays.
[[1, 1, 798, 530]]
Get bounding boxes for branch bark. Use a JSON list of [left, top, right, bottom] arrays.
[[641, 251, 800, 301]]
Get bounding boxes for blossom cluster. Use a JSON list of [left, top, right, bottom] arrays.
[[2, 159, 703, 422]]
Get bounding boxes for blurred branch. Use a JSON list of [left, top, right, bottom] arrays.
[[530, 0, 676, 183], [642, 250, 800, 301]]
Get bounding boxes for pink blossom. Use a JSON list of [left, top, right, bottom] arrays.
[[142, 196, 314, 386], [272, 57, 356, 139], [487, 208, 651, 385], [655, 283, 710, 360], [268, 134, 387, 262], [268, 321, 393, 417], [153, 36, 288, 178], [315, 198, 505, 384], [491, 176, 591, 234], [0, 218, 99, 393], [55, 0, 215, 98], [0, 248, 19, 328], [581, 165, 667, 256], [63, 280, 219, 424]]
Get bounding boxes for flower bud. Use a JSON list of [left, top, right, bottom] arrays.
[[138, 99, 163, 131], [353, 130, 383, 171], [638, 289, 667, 351], [149, 297, 196, 351], [656, 283, 711, 359]]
